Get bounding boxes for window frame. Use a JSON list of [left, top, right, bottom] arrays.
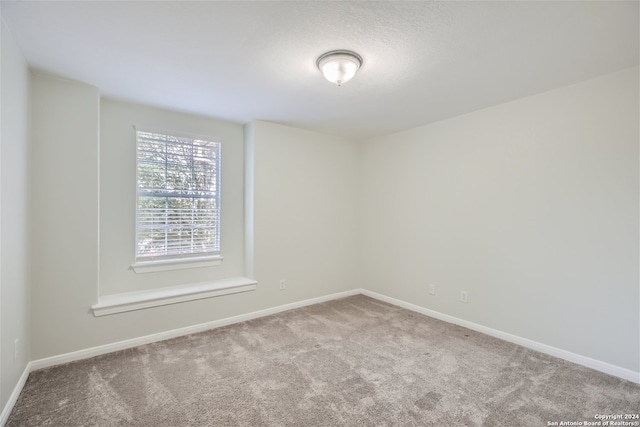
[[131, 127, 223, 273]]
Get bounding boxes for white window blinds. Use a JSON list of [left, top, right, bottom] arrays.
[[135, 129, 221, 261]]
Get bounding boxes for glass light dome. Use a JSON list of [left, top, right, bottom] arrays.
[[316, 50, 363, 86]]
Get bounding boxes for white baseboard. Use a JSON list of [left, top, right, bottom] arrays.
[[2, 287, 637, 426], [1, 289, 359, 426], [360, 289, 640, 384], [30, 289, 360, 372], [0, 361, 31, 426]]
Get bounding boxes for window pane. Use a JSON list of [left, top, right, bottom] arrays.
[[136, 130, 221, 260]]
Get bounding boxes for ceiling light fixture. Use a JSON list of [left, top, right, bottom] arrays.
[[316, 50, 363, 86]]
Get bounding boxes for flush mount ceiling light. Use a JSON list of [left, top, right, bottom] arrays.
[[316, 50, 363, 86]]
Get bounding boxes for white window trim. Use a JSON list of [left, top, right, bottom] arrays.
[[131, 255, 223, 274], [134, 127, 222, 263], [91, 276, 257, 317]]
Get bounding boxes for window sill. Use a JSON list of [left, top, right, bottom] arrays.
[[131, 255, 223, 273], [91, 276, 257, 317]]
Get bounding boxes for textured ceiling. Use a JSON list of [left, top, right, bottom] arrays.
[[1, 1, 638, 139]]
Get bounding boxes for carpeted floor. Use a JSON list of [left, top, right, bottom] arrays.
[[7, 295, 639, 426]]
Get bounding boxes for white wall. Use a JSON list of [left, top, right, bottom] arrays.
[[30, 73, 100, 360], [0, 19, 31, 410], [21, 63, 640, 379], [360, 67, 639, 372], [252, 121, 360, 301], [100, 99, 245, 295], [29, 79, 360, 360]]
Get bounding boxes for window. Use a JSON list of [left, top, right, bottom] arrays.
[[134, 129, 222, 269]]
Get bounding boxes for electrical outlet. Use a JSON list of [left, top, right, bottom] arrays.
[[279, 280, 286, 290], [428, 284, 436, 295], [460, 291, 468, 303], [14, 339, 18, 361]]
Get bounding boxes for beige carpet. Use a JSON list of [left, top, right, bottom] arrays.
[[7, 295, 639, 426]]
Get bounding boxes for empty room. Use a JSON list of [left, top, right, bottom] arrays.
[[1, 1, 639, 426]]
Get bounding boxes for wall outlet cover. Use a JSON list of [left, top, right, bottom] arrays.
[[460, 291, 468, 303]]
